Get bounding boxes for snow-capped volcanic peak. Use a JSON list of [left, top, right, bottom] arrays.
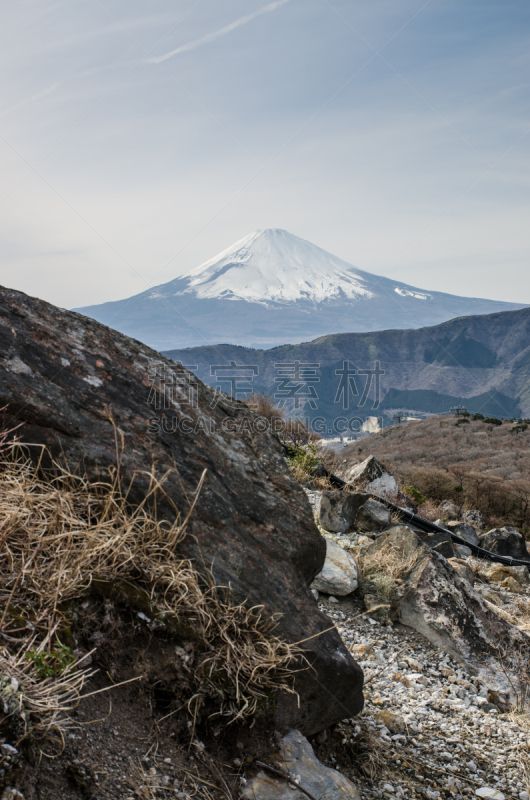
[[76, 227, 527, 351], [180, 229, 374, 305]]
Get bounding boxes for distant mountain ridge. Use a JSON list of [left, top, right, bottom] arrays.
[[74, 229, 526, 350], [162, 306, 530, 421]]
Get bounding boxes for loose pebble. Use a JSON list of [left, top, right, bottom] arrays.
[[319, 595, 528, 800]]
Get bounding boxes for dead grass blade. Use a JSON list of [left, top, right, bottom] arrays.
[[0, 449, 304, 750]]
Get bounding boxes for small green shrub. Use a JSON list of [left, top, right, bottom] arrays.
[[404, 486, 425, 506], [26, 642, 75, 679], [287, 443, 321, 482]]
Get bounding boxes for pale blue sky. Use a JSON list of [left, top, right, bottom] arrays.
[[0, 0, 529, 308]]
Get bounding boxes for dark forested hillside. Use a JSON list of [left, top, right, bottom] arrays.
[[163, 306, 530, 425]]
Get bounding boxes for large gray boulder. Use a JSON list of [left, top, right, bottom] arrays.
[[242, 729, 360, 800], [343, 454, 399, 497], [479, 527, 530, 561], [446, 521, 480, 547], [305, 489, 391, 534], [360, 526, 530, 703], [305, 490, 368, 534], [355, 498, 392, 532], [311, 539, 358, 596], [341, 454, 415, 510], [0, 286, 363, 735]]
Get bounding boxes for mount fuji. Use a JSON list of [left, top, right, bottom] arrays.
[[74, 229, 527, 350]]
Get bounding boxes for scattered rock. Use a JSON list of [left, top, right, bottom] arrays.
[[416, 529, 456, 559], [306, 489, 391, 534], [360, 526, 530, 701], [352, 643, 376, 659], [305, 489, 368, 534], [440, 501, 461, 520], [343, 455, 399, 498], [475, 788, 505, 800], [501, 576, 524, 594], [478, 564, 530, 587], [242, 729, 360, 800], [320, 591, 529, 800], [479, 527, 530, 561], [445, 521, 480, 547], [375, 710, 406, 734], [462, 509, 485, 530], [311, 539, 358, 596], [454, 544, 473, 558]]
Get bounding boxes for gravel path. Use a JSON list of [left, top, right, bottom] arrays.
[[315, 595, 530, 800]]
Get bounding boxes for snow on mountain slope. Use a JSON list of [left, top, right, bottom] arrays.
[[181, 228, 375, 304], [74, 229, 526, 350], [147, 228, 428, 306]]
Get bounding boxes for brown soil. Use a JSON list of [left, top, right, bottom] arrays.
[[12, 597, 275, 800]]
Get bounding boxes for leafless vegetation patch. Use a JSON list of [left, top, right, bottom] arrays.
[[0, 448, 303, 754], [347, 415, 530, 533]]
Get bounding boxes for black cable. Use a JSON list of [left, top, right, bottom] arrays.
[[308, 461, 530, 568]]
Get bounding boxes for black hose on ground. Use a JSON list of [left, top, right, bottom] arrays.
[[309, 462, 530, 569]]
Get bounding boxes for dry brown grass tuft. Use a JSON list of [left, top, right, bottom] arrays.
[[357, 540, 423, 582], [0, 449, 303, 749]]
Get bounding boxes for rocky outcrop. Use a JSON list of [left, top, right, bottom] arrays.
[[479, 527, 530, 561], [311, 539, 358, 596], [242, 729, 360, 800], [0, 286, 363, 735], [360, 526, 530, 702]]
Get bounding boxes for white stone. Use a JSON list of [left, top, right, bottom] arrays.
[[475, 789, 505, 800], [311, 539, 358, 596]]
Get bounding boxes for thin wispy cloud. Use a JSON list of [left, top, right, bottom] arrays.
[[147, 0, 290, 64], [0, 0, 528, 309], [0, 83, 59, 120]]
